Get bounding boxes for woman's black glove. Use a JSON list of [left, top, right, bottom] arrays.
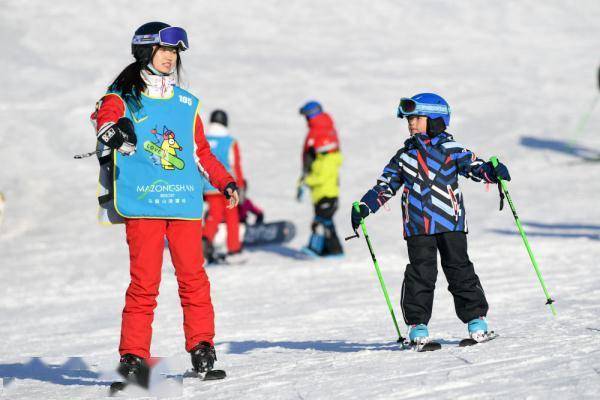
[[97, 117, 137, 155]]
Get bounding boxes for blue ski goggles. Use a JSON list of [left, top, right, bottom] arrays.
[[397, 98, 450, 118], [132, 27, 189, 51]]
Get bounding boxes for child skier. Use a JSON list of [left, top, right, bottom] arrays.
[[202, 109, 246, 261], [351, 93, 510, 348], [298, 101, 344, 257], [91, 22, 238, 386]]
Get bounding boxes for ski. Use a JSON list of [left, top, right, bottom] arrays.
[[182, 369, 227, 380], [416, 341, 442, 352], [401, 340, 442, 352], [459, 332, 498, 347], [109, 369, 227, 395], [109, 381, 127, 396]]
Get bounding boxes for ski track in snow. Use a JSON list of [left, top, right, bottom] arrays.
[[1, 1, 600, 399]]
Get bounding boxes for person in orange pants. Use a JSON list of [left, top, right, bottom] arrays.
[[202, 110, 245, 258]]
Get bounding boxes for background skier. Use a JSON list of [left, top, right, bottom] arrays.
[[91, 22, 238, 385], [298, 101, 344, 257], [201, 109, 246, 261], [351, 93, 510, 349]]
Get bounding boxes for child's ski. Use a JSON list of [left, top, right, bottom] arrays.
[[459, 332, 498, 347], [401, 340, 442, 352], [416, 341, 442, 352]]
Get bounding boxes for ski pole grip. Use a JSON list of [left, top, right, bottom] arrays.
[[489, 156, 499, 168], [352, 201, 361, 213], [344, 232, 359, 241], [489, 156, 505, 183]]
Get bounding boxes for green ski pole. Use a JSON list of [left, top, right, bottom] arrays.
[[567, 94, 599, 148], [348, 201, 405, 342], [490, 157, 557, 316], [567, 67, 600, 148]]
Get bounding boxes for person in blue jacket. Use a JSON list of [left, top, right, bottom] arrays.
[[351, 93, 510, 347]]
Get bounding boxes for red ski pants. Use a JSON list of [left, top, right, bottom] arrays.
[[120, 219, 214, 359], [202, 193, 241, 252]]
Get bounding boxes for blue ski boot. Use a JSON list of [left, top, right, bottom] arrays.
[[409, 323, 429, 343], [408, 324, 440, 351], [467, 317, 493, 343]]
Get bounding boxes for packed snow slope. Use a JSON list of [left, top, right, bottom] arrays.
[[1, 1, 600, 399]]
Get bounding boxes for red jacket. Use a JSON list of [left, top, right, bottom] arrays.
[[93, 93, 234, 192], [231, 140, 245, 190], [302, 112, 340, 156]]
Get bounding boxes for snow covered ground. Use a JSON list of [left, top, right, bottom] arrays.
[[2, 0, 600, 398]]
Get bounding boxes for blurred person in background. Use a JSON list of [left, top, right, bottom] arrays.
[[201, 109, 246, 262], [297, 101, 343, 258]]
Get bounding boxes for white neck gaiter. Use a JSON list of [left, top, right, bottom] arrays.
[[141, 68, 176, 98]]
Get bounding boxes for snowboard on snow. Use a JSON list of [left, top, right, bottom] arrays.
[[242, 220, 295, 246], [209, 220, 296, 251], [207, 221, 296, 265]]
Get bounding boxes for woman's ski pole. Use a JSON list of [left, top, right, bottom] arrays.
[[490, 157, 557, 316], [74, 149, 102, 159], [347, 201, 405, 342]]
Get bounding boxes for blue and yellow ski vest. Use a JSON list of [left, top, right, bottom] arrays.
[[112, 87, 205, 219]]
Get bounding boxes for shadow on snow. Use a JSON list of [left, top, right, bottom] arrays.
[[520, 136, 600, 161], [223, 338, 462, 354], [490, 220, 600, 240], [0, 357, 110, 387], [224, 340, 402, 354]]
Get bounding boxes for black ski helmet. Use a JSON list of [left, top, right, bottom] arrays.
[[210, 109, 228, 127], [131, 22, 171, 65]]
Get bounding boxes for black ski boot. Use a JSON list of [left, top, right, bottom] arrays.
[[202, 237, 217, 264], [116, 353, 150, 388], [190, 342, 216, 372], [189, 342, 226, 380]]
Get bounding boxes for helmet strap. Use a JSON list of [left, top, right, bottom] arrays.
[[426, 117, 446, 138]]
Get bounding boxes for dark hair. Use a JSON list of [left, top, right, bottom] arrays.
[[109, 47, 183, 110]]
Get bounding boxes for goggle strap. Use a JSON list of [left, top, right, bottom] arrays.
[[132, 34, 160, 45]]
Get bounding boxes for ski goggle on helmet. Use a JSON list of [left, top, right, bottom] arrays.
[[132, 26, 189, 51], [397, 93, 451, 126]]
